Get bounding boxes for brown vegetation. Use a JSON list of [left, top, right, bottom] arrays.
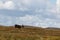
[[0, 25, 60, 40]]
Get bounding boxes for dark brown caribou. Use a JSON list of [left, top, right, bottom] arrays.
[[15, 24, 24, 29]]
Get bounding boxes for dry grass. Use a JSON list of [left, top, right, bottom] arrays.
[[0, 26, 60, 40]]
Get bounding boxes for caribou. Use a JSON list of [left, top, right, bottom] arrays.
[[15, 24, 24, 29]]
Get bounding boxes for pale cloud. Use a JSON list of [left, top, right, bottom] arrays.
[[56, 0, 60, 19], [0, 0, 15, 9], [19, 15, 34, 21], [0, 1, 3, 9], [19, 7, 29, 11], [56, 0, 60, 13], [21, 0, 32, 5], [4, 1, 15, 9]]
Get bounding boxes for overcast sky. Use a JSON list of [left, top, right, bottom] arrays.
[[0, 0, 60, 28]]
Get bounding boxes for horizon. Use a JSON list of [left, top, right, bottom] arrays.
[[0, 0, 60, 28], [0, 24, 60, 28]]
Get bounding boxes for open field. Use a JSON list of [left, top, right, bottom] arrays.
[[0, 26, 60, 40]]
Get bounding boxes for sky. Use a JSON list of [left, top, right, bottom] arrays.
[[0, 0, 59, 28]]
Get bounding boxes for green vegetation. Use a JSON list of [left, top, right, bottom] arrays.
[[0, 26, 60, 40]]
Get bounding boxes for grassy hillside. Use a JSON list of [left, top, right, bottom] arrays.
[[0, 26, 60, 40]]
